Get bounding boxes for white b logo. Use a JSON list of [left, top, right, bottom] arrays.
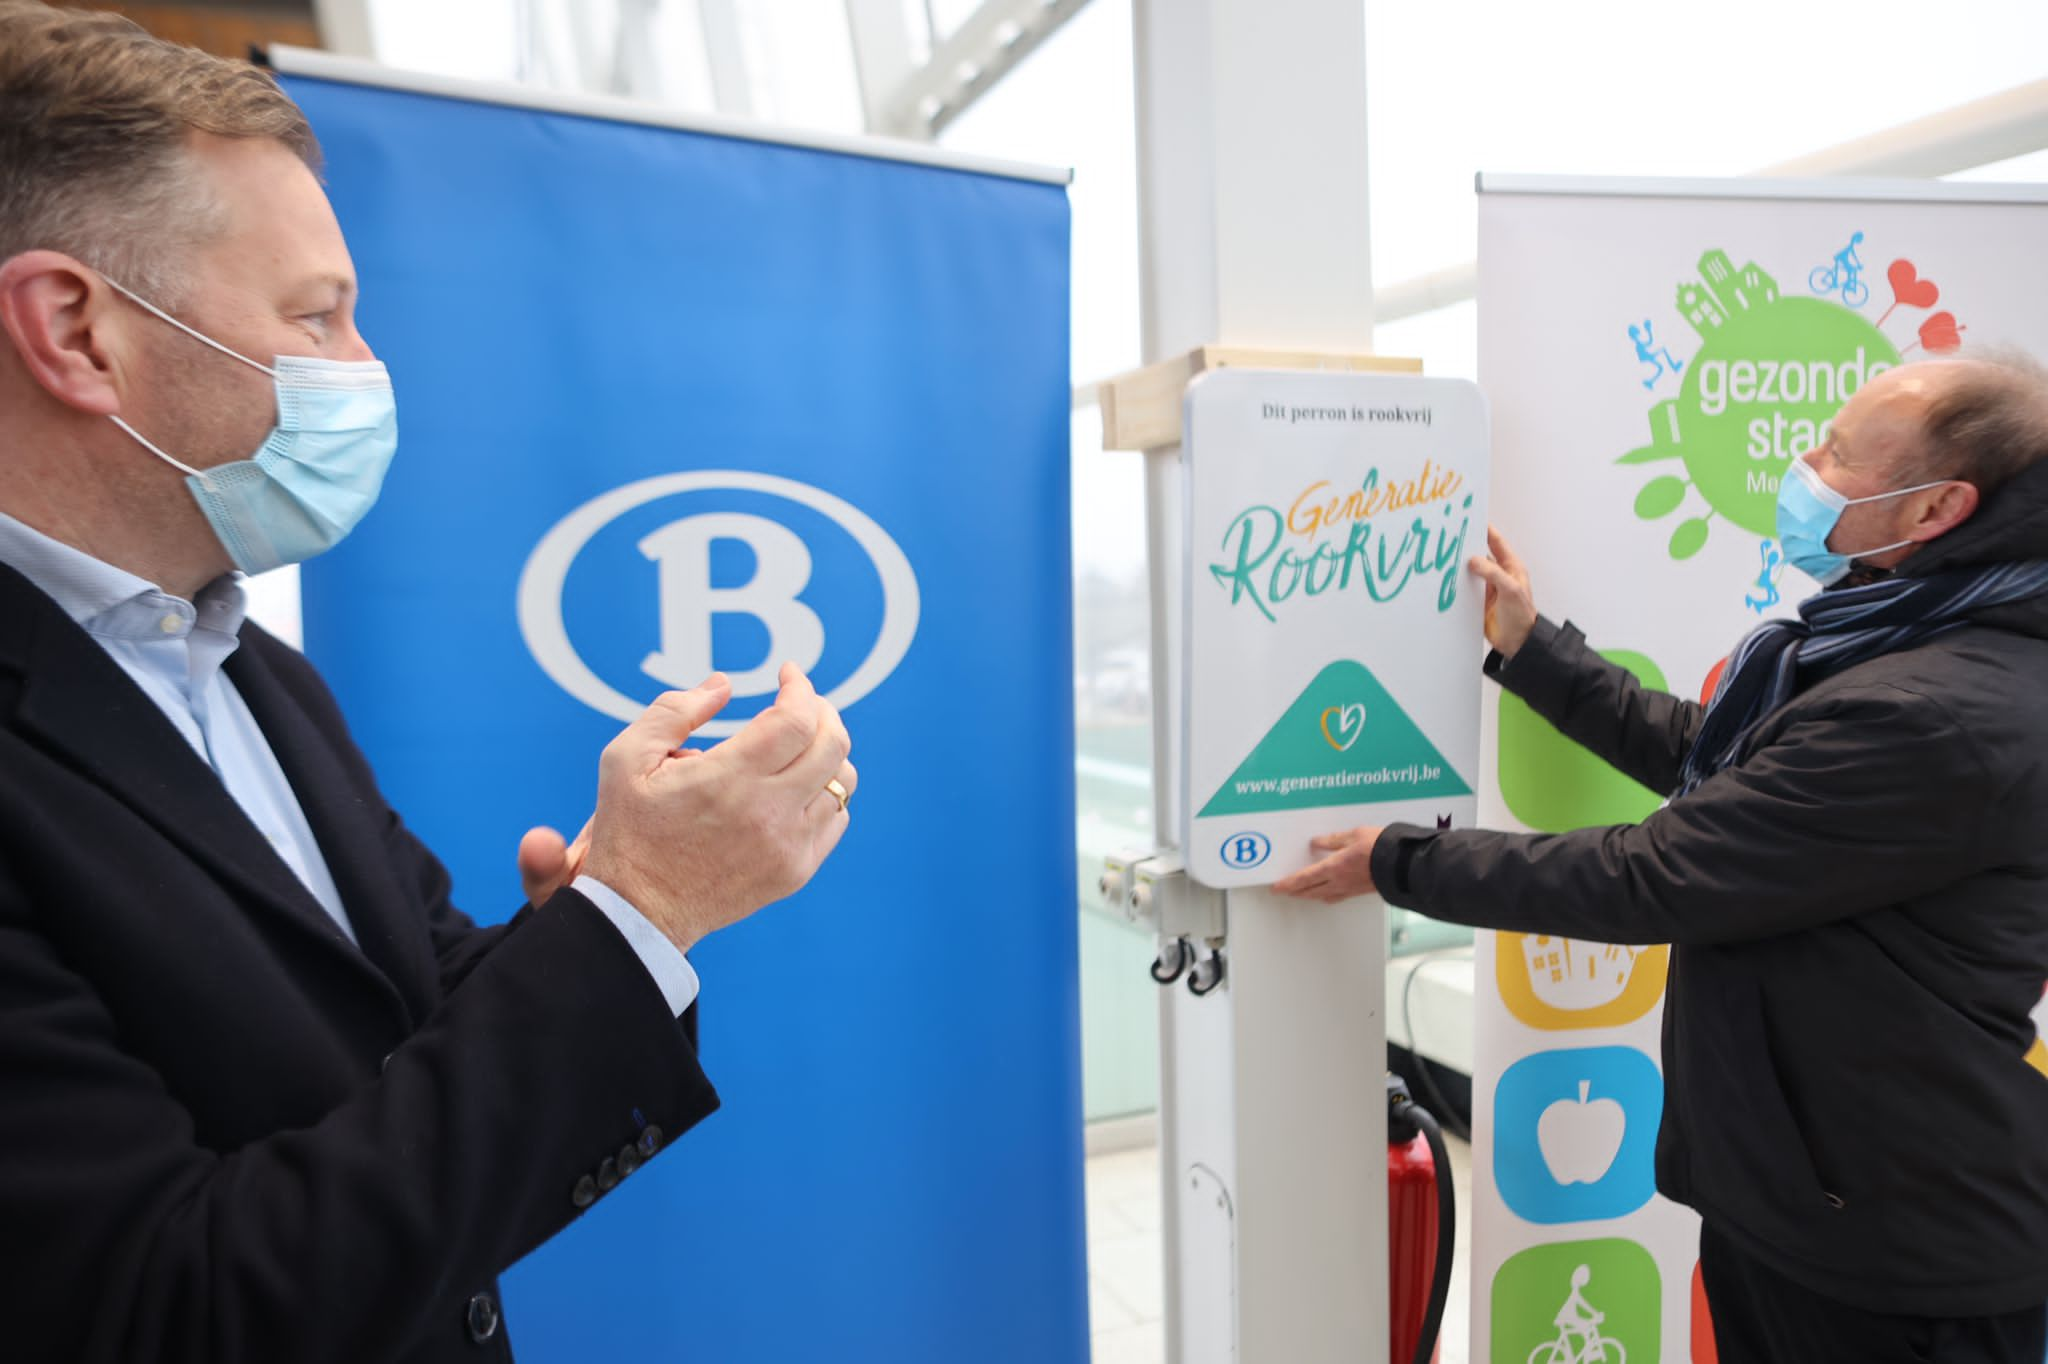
[[516, 471, 920, 737]]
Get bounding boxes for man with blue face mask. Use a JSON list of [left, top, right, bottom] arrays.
[[0, 8, 856, 1363], [1275, 352, 2048, 1363]]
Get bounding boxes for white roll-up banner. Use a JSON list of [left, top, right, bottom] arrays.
[[1475, 174, 2048, 1364]]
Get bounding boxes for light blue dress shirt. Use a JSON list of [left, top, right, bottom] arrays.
[[0, 512, 697, 1015]]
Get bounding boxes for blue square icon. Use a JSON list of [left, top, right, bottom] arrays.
[[1494, 1046, 1662, 1225]]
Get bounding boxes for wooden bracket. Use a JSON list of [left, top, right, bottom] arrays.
[[1097, 345, 1423, 452]]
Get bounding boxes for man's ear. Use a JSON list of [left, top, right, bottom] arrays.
[[1913, 479, 1980, 542], [0, 251, 126, 417]]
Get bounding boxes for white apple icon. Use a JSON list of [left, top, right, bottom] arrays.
[[1536, 1080, 1626, 1186]]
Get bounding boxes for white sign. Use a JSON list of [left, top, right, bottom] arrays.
[[1181, 370, 1491, 888]]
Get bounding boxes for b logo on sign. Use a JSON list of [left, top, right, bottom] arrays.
[[517, 470, 920, 737], [1221, 832, 1272, 869]]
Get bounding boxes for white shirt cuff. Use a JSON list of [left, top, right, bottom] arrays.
[[571, 874, 701, 1017]]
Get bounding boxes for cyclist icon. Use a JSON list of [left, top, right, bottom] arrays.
[[1628, 320, 1683, 391], [1526, 1264, 1629, 1364], [1809, 230, 1870, 308]]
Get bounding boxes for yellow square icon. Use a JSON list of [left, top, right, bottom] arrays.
[[1497, 933, 1669, 1030]]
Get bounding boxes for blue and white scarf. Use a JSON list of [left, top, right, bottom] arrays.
[[1676, 559, 2048, 796]]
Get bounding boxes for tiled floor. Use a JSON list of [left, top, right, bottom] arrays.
[[1085, 1130, 1473, 1364]]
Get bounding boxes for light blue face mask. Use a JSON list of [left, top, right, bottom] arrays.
[[102, 277, 397, 576], [1775, 457, 1946, 587]]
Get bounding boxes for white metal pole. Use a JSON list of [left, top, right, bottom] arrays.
[[843, 0, 921, 136], [309, 0, 375, 59], [613, 0, 666, 104], [697, 0, 757, 117], [1132, 1, 1389, 1361]]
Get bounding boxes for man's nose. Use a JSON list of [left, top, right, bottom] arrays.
[[337, 328, 377, 364]]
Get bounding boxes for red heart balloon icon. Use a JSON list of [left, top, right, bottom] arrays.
[[1888, 259, 1939, 309], [1919, 311, 1964, 353]]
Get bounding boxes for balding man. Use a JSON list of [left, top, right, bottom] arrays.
[[0, 6, 854, 1362], [1277, 355, 2048, 1363]]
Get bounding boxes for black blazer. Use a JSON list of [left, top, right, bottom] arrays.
[[0, 561, 719, 1363], [1375, 610, 2048, 1318]]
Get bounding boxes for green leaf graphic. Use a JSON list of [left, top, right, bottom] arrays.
[[1669, 517, 1711, 559], [1633, 476, 1687, 520]]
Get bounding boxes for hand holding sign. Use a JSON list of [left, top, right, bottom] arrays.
[[1272, 825, 1386, 902], [1469, 526, 1539, 659]]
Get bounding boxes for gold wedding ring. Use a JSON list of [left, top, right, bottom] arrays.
[[825, 778, 850, 813]]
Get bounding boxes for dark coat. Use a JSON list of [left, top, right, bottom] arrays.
[[1373, 461, 2048, 1318], [0, 561, 719, 1362]]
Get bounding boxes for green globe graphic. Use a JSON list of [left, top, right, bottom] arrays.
[[1621, 253, 1902, 558]]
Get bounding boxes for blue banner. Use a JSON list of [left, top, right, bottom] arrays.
[[283, 73, 1083, 1362]]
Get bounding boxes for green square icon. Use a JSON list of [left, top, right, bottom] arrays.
[[1493, 1237, 1661, 1364]]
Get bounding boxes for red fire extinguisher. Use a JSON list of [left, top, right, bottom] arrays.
[[1388, 1074, 1455, 1364]]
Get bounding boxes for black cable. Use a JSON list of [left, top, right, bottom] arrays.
[[1404, 1099, 1457, 1364], [1399, 948, 1473, 1142], [1150, 937, 1193, 985]]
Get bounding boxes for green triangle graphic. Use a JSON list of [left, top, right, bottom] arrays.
[[1200, 660, 1472, 816]]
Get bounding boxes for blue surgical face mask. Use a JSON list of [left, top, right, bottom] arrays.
[[102, 277, 397, 576], [1775, 457, 1947, 587]]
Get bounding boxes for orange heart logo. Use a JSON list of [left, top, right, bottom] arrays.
[[1319, 703, 1366, 752], [1887, 259, 1938, 310], [1919, 311, 1965, 353]]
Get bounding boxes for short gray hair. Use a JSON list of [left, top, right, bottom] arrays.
[[1913, 346, 2048, 499], [0, 2, 321, 307]]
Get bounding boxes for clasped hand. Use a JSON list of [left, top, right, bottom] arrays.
[[518, 663, 856, 951]]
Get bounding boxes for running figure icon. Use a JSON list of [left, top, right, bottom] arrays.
[[1628, 320, 1684, 391], [1526, 1264, 1629, 1364], [1809, 231, 1871, 307], [1745, 538, 1785, 615]]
